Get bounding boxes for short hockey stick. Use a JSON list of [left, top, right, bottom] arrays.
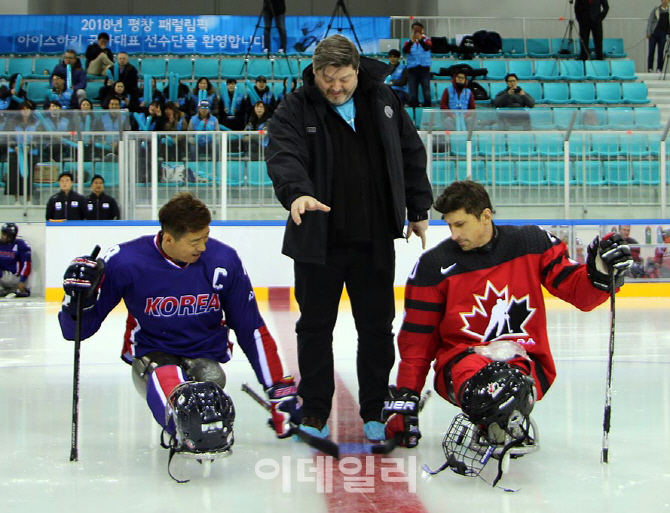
[[371, 390, 432, 455], [601, 268, 616, 464], [70, 245, 100, 462], [241, 382, 340, 459]]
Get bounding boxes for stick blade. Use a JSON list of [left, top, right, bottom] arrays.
[[370, 439, 397, 455], [290, 425, 340, 459]]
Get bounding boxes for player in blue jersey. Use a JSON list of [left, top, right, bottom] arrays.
[[0, 223, 31, 298], [58, 193, 301, 460]]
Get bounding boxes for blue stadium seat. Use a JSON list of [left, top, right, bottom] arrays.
[[584, 60, 610, 80], [506, 133, 537, 157], [449, 132, 469, 156], [7, 58, 34, 77], [619, 132, 651, 157], [603, 38, 626, 58], [492, 161, 517, 185], [622, 83, 649, 104], [194, 58, 220, 79], [482, 60, 507, 80], [457, 160, 489, 183], [521, 82, 542, 103], [558, 60, 586, 80], [528, 108, 554, 129], [569, 133, 593, 157], [224, 161, 246, 186], [489, 81, 507, 100], [578, 107, 607, 128], [595, 83, 623, 104], [551, 38, 578, 58], [632, 161, 660, 185], [430, 58, 455, 78], [32, 58, 60, 78], [167, 58, 193, 79], [219, 58, 247, 80], [604, 161, 635, 185], [273, 57, 300, 79], [246, 58, 273, 79], [609, 60, 636, 81], [606, 107, 635, 129], [501, 38, 526, 57], [543, 82, 570, 104], [546, 161, 576, 185], [0, 58, 6, 77], [569, 82, 596, 104], [553, 107, 579, 129], [527, 38, 553, 57], [536, 133, 565, 157], [533, 60, 560, 80], [634, 107, 661, 129], [507, 60, 533, 79], [247, 160, 272, 186], [432, 160, 456, 186], [140, 58, 167, 78], [591, 133, 621, 158], [27, 81, 51, 103], [573, 160, 605, 185], [94, 162, 119, 186], [517, 160, 547, 185], [475, 132, 507, 157]]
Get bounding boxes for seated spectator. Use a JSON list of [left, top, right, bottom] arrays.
[[275, 77, 298, 107], [0, 223, 31, 298], [85, 32, 114, 76], [163, 79, 194, 119], [245, 101, 271, 131], [492, 73, 536, 109], [51, 49, 87, 105], [40, 102, 73, 162], [246, 76, 276, 114], [86, 174, 120, 220], [6, 101, 38, 204], [137, 76, 165, 112], [115, 51, 139, 99], [385, 49, 409, 104], [220, 78, 247, 130], [440, 71, 476, 110], [0, 74, 28, 111], [160, 102, 187, 160], [95, 96, 123, 158], [102, 81, 132, 110], [45, 172, 88, 221], [132, 100, 165, 131], [192, 77, 220, 118], [188, 99, 219, 161], [163, 101, 187, 131], [45, 71, 78, 109]]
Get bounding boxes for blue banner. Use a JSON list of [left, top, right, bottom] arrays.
[[0, 15, 389, 55]]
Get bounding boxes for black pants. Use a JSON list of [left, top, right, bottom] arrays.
[[294, 243, 395, 423], [577, 15, 604, 60]]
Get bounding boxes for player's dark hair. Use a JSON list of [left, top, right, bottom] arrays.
[[159, 192, 211, 240], [91, 174, 105, 183], [505, 73, 519, 82], [58, 171, 74, 182], [434, 181, 493, 218], [388, 49, 401, 58]]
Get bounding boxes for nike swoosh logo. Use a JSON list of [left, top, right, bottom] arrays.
[[441, 263, 457, 275]]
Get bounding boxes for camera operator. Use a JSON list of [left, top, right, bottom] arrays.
[[491, 73, 535, 109]]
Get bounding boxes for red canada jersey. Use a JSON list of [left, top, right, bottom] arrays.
[[396, 224, 609, 397]]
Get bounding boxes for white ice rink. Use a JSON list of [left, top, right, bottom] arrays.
[[2, 296, 670, 513]]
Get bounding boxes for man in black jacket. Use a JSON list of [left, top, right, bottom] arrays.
[[45, 172, 87, 220], [266, 34, 433, 442], [575, 0, 609, 60], [86, 174, 120, 220]]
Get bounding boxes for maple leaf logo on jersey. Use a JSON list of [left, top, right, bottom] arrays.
[[460, 282, 535, 343]]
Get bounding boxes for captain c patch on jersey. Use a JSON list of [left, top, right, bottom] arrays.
[[460, 281, 536, 344]]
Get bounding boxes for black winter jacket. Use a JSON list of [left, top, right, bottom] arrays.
[[266, 57, 432, 264]]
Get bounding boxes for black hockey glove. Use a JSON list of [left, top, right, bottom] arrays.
[[587, 233, 633, 291], [62, 255, 106, 316], [382, 386, 421, 448]]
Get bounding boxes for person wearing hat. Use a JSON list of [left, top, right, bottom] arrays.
[[188, 99, 220, 162], [86, 174, 121, 220]]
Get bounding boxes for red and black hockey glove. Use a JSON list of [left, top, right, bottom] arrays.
[[267, 376, 302, 438], [587, 233, 633, 291], [62, 255, 106, 316], [382, 386, 422, 448]]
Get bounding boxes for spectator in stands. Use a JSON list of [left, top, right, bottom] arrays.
[[220, 78, 246, 130], [95, 96, 123, 159], [86, 32, 115, 75], [188, 99, 219, 161], [45, 71, 78, 109], [262, 0, 287, 53], [246, 76, 276, 115], [132, 100, 165, 132], [439, 70, 475, 131], [192, 77, 220, 118], [102, 81, 131, 110], [45, 172, 87, 221], [403, 22, 433, 107], [163, 79, 194, 120], [116, 51, 139, 99], [0, 74, 28, 111], [245, 101, 271, 131], [6, 101, 37, 204], [137, 76, 165, 111], [160, 102, 187, 161], [575, 0, 609, 60], [385, 49, 409, 104], [163, 102, 187, 131], [0, 223, 31, 298], [647, 0, 670, 73], [492, 73, 536, 108], [86, 174, 120, 220], [51, 49, 87, 106]]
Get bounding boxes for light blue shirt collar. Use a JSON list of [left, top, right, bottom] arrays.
[[331, 97, 356, 131]]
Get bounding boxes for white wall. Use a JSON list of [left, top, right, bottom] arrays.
[[43, 222, 450, 293]]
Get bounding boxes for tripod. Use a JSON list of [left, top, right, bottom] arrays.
[[558, 0, 590, 60], [661, 35, 670, 80], [324, 0, 363, 53]]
